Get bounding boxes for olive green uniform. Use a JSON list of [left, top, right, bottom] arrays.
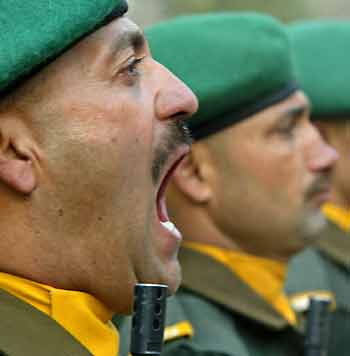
[[286, 219, 350, 356], [118, 247, 304, 356], [0, 288, 91, 356]]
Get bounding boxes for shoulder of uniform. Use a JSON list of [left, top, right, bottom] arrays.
[[164, 294, 195, 343], [289, 290, 336, 313]]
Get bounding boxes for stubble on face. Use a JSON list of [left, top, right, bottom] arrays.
[[295, 208, 326, 246], [293, 160, 334, 246], [133, 119, 191, 293], [152, 119, 192, 185]]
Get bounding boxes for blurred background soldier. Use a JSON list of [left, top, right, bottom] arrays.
[[286, 21, 350, 356], [118, 12, 337, 356]]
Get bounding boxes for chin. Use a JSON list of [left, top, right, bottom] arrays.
[[165, 261, 182, 295], [155, 258, 182, 296], [135, 255, 182, 299], [297, 209, 327, 246]]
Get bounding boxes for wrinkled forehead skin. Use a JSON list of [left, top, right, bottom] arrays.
[[0, 0, 128, 94]]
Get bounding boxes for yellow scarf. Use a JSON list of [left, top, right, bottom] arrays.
[[0, 272, 119, 356], [322, 203, 350, 232], [183, 242, 296, 326]]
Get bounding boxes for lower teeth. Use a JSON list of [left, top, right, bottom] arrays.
[[161, 221, 182, 239]]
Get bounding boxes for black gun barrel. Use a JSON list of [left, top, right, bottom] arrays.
[[130, 283, 168, 356], [304, 296, 332, 356]]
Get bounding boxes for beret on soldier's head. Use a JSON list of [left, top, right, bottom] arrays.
[[288, 21, 350, 120], [146, 12, 298, 140], [0, 0, 128, 93]]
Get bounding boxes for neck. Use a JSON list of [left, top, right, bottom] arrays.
[[180, 214, 291, 264]]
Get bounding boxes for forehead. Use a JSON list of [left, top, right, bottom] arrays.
[[56, 16, 144, 64], [90, 16, 144, 50], [228, 91, 309, 134], [201, 91, 309, 157]]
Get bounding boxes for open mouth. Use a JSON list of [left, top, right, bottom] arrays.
[[156, 146, 189, 239]]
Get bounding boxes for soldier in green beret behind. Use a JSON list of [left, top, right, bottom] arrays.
[[118, 12, 338, 356], [286, 21, 350, 356], [0, 0, 198, 355]]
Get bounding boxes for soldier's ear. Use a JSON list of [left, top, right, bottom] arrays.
[[0, 114, 37, 195], [172, 149, 212, 204]]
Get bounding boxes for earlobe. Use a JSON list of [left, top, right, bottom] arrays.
[[0, 157, 36, 194], [0, 118, 37, 195], [172, 153, 212, 204]]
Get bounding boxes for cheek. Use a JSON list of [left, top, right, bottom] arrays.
[[81, 100, 155, 170], [241, 145, 305, 205]]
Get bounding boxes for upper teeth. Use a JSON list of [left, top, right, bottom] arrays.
[[161, 221, 182, 239]]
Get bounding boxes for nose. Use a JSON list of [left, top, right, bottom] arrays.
[[307, 130, 339, 174], [155, 64, 199, 121]]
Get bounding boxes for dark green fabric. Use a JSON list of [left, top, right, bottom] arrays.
[[0, 288, 91, 356], [169, 247, 304, 356], [146, 12, 298, 140], [0, 0, 126, 92], [118, 247, 304, 356], [286, 219, 350, 356], [161, 289, 303, 356], [179, 247, 290, 330], [288, 21, 350, 119]]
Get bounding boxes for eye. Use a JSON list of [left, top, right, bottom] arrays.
[[276, 120, 298, 138], [115, 56, 146, 86], [124, 57, 145, 77]]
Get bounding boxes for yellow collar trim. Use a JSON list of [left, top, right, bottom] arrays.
[[0, 272, 118, 356], [183, 242, 296, 326], [322, 203, 350, 232], [164, 321, 194, 342]]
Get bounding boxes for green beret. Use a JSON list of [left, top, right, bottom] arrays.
[[0, 0, 128, 93], [147, 12, 298, 140], [288, 21, 350, 120]]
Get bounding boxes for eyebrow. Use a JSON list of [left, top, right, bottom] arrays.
[[277, 104, 309, 124], [110, 29, 146, 58]]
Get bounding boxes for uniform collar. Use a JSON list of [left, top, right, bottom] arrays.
[[322, 203, 350, 232], [179, 246, 298, 330], [0, 272, 118, 356], [317, 219, 350, 267]]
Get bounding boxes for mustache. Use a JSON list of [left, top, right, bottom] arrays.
[[304, 174, 331, 201], [152, 118, 192, 184]]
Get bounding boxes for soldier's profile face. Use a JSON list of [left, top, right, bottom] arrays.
[[8, 16, 198, 313], [316, 120, 350, 208], [206, 91, 337, 258]]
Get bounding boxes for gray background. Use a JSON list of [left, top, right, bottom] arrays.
[[128, 0, 350, 29]]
